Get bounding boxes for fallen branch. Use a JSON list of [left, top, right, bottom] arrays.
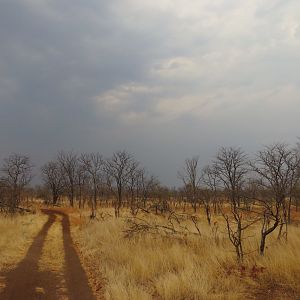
[[123, 213, 202, 238]]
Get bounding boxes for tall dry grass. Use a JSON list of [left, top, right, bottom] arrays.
[[0, 213, 47, 271], [0, 212, 47, 293], [72, 208, 300, 300]]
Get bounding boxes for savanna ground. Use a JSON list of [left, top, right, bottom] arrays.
[[0, 207, 98, 300], [1, 204, 300, 299]]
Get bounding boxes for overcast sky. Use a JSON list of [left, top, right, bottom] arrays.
[[0, 0, 300, 186]]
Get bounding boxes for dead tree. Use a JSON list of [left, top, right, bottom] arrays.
[[139, 171, 159, 209], [201, 165, 219, 225], [80, 153, 104, 218], [124, 212, 202, 238], [250, 143, 300, 255], [127, 161, 140, 214], [0, 178, 14, 213], [104, 151, 137, 217], [214, 147, 249, 262], [152, 185, 171, 214], [57, 151, 78, 207], [178, 156, 201, 212], [128, 169, 160, 215], [1, 154, 33, 213], [41, 161, 65, 205], [75, 163, 89, 209]]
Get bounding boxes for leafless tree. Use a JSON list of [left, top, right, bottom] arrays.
[[128, 169, 160, 215], [213, 147, 250, 262], [57, 151, 78, 207], [41, 161, 65, 205], [105, 151, 137, 217], [80, 153, 104, 218], [139, 171, 159, 208], [0, 179, 10, 212], [201, 165, 219, 225], [250, 143, 300, 255], [151, 185, 171, 215], [75, 163, 89, 209], [214, 147, 248, 208], [126, 161, 140, 214], [1, 154, 33, 213], [178, 156, 201, 212]]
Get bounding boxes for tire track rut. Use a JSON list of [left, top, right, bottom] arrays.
[[0, 209, 96, 300]]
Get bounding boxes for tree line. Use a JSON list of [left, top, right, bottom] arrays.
[[179, 143, 300, 259], [0, 150, 160, 218], [1, 142, 300, 260]]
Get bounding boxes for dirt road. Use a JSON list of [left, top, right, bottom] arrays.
[[0, 209, 96, 300]]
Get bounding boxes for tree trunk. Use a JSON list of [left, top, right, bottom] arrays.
[[205, 205, 211, 225], [260, 233, 266, 255], [287, 196, 292, 224]]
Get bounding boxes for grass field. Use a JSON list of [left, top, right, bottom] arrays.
[[0, 213, 47, 272], [72, 207, 300, 300], [1, 206, 300, 299], [0, 212, 48, 293]]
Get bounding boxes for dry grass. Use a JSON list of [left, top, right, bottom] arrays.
[[0, 212, 47, 272], [1, 206, 299, 299], [72, 208, 300, 300], [251, 226, 300, 299], [0, 212, 47, 293]]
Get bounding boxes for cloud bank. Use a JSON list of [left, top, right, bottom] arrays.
[[0, 0, 300, 185]]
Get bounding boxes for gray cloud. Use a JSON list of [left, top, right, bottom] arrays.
[[1, 0, 300, 185]]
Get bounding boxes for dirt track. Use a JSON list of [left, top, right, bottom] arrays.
[[0, 209, 96, 300]]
